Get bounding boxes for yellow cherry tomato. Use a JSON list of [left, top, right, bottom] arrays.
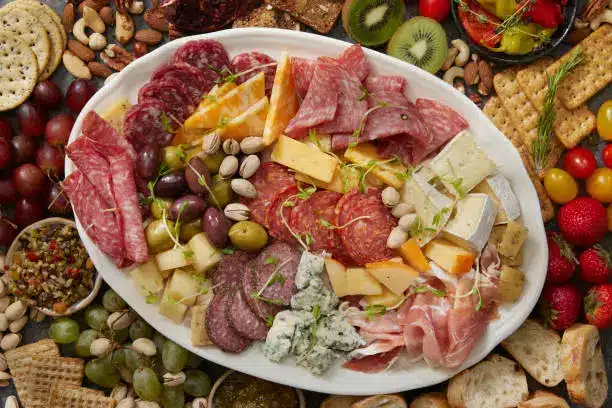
[[543, 168, 579, 204], [597, 100, 612, 141], [586, 167, 612, 203]]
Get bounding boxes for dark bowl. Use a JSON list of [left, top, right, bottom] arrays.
[[451, 0, 578, 64]]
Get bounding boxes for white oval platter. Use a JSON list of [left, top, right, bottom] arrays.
[[66, 28, 547, 395]]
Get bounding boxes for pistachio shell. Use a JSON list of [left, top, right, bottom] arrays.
[[391, 202, 415, 218], [111, 384, 128, 402], [117, 398, 136, 408], [132, 338, 157, 357], [224, 203, 250, 221], [239, 154, 260, 179], [387, 226, 408, 249], [381, 187, 400, 207], [240, 136, 264, 154], [203, 132, 220, 155], [230, 178, 257, 199], [218, 156, 239, 179], [222, 139, 240, 155], [90, 338, 112, 356], [107, 311, 132, 330]]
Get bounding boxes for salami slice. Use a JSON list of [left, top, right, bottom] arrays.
[[123, 100, 174, 151], [231, 51, 277, 95], [81, 112, 136, 161], [242, 260, 284, 321], [253, 242, 301, 308], [173, 39, 230, 80], [291, 57, 316, 99], [212, 250, 255, 293], [338, 44, 370, 83], [267, 186, 299, 243], [335, 188, 396, 266], [376, 134, 416, 166], [138, 78, 196, 122], [228, 289, 269, 341], [364, 75, 406, 93], [206, 291, 251, 353], [415, 98, 469, 161], [150, 62, 215, 101]]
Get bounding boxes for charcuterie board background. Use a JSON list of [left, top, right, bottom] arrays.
[[0, 0, 610, 406]]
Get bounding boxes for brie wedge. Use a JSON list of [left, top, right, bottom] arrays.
[[472, 174, 521, 224], [443, 193, 497, 252]]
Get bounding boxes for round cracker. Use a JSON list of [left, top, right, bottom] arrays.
[[0, 8, 50, 75], [0, 29, 37, 112], [8, 0, 66, 48]]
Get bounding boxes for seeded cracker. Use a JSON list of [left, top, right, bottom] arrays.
[[26, 355, 84, 408], [0, 7, 50, 75], [0, 29, 38, 112], [8, 0, 67, 48], [232, 4, 301, 30], [264, 0, 343, 34], [50, 385, 116, 408]]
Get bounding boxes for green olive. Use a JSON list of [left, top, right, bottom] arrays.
[[151, 198, 173, 219], [202, 151, 225, 174], [146, 219, 176, 253], [207, 175, 234, 208], [180, 218, 203, 243], [163, 146, 187, 170], [228, 221, 268, 253]]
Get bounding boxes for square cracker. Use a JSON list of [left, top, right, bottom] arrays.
[[493, 68, 564, 178], [5, 339, 60, 405], [25, 356, 84, 408], [517, 145, 555, 222], [483, 96, 523, 148], [264, 0, 342, 34], [50, 385, 115, 408], [516, 58, 596, 149], [546, 25, 612, 110]]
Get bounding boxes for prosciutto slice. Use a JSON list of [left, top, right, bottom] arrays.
[[343, 347, 402, 373], [338, 44, 370, 82]]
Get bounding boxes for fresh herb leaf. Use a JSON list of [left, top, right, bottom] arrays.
[[428, 175, 441, 185], [432, 207, 451, 228], [282, 200, 295, 207], [365, 304, 387, 320], [221, 247, 235, 255], [144, 289, 160, 304], [296, 183, 316, 200], [303, 233, 313, 246], [473, 285, 484, 311], [183, 249, 195, 261], [269, 273, 286, 286], [414, 285, 447, 297], [264, 257, 278, 265], [358, 85, 369, 101], [251, 292, 285, 305], [319, 218, 335, 229], [265, 315, 275, 327], [160, 112, 175, 134], [309, 304, 322, 349]]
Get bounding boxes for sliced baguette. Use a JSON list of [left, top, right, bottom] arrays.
[[447, 354, 528, 408], [353, 395, 408, 408], [410, 392, 450, 408], [518, 391, 569, 408], [561, 324, 608, 408], [501, 319, 563, 387], [320, 395, 362, 408]]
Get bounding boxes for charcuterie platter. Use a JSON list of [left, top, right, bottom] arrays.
[[65, 28, 547, 395]]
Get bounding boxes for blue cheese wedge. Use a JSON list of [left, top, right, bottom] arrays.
[[429, 130, 496, 197], [264, 310, 314, 362], [443, 193, 497, 252], [472, 174, 521, 225]]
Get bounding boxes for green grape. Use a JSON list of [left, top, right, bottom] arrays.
[[153, 332, 166, 353], [162, 340, 189, 373], [133, 367, 162, 401], [102, 289, 127, 312], [183, 370, 211, 398], [123, 348, 142, 372], [49, 317, 80, 344], [161, 384, 185, 408], [130, 319, 154, 341], [111, 327, 130, 343], [75, 329, 102, 357], [185, 352, 204, 369], [85, 305, 109, 331], [85, 355, 120, 388]]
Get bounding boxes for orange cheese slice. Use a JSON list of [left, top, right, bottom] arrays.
[[263, 52, 298, 146], [217, 96, 269, 141]]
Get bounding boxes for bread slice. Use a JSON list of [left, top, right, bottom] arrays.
[[410, 392, 450, 408], [518, 391, 569, 408], [353, 395, 408, 408], [447, 354, 528, 408], [501, 319, 563, 387], [320, 395, 362, 408], [561, 324, 608, 408]]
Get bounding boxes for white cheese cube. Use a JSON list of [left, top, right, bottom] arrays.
[[472, 174, 520, 225], [443, 193, 497, 252]]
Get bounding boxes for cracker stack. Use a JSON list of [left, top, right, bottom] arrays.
[[26, 355, 85, 408], [50, 385, 116, 408]]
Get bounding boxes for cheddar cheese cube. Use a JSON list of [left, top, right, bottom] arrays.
[[423, 239, 476, 275]]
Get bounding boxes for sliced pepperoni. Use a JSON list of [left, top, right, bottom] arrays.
[[206, 291, 251, 353], [267, 186, 299, 243], [150, 62, 215, 101], [228, 289, 269, 341], [123, 100, 174, 151], [364, 75, 406, 93], [173, 39, 231, 80], [242, 260, 284, 321], [138, 78, 196, 122], [415, 98, 469, 161], [338, 44, 370, 83], [335, 188, 396, 266], [231, 51, 277, 95], [212, 250, 255, 293], [291, 57, 316, 100], [253, 242, 301, 308]]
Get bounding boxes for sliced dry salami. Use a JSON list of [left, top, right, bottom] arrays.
[[253, 242, 300, 308], [242, 260, 284, 321], [376, 134, 416, 166], [338, 44, 370, 83], [123, 100, 174, 151], [267, 186, 298, 243], [173, 39, 230, 80], [231, 51, 277, 95], [212, 250, 255, 293], [81, 111, 136, 161], [150, 62, 215, 101], [415, 98, 469, 160], [206, 291, 251, 353], [138, 78, 196, 122], [291, 57, 316, 100], [228, 289, 269, 341], [364, 75, 406, 93], [335, 188, 396, 266]]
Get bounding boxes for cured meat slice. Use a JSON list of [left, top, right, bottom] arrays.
[[123, 100, 174, 151], [267, 186, 299, 243], [335, 188, 395, 265], [253, 242, 301, 308], [228, 289, 269, 341], [231, 51, 277, 95], [291, 57, 316, 99], [338, 44, 370, 83], [212, 250, 255, 293], [364, 75, 406, 93], [150, 62, 215, 101], [173, 39, 231, 81], [284, 57, 339, 138], [240, 162, 295, 227], [242, 260, 284, 321], [376, 134, 416, 166], [81, 112, 136, 161], [138, 78, 196, 122], [343, 347, 402, 373], [206, 291, 251, 353]]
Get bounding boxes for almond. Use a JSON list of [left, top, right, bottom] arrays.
[[135, 29, 162, 45], [67, 40, 95, 62], [88, 61, 113, 78], [100, 7, 115, 26], [63, 50, 92, 80], [62, 3, 75, 33], [144, 7, 169, 32], [464, 61, 479, 86], [133, 41, 148, 58], [477, 60, 493, 94]]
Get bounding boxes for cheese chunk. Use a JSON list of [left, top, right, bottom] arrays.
[[131, 259, 164, 297], [263, 52, 299, 146], [365, 288, 404, 308], [366, 261, 419, 296], [156, 247, 192, 273], [324, 258, 350, 298], [101, 99, 131, 132], [166, 268, 201, 306], [345, 267, 383, 296], [159, 283, 188, 323], [344, 142, 408, 189], [399, 238, 430, 273], [217, 96, 269, 141], [188, 233, 221, 274], [201, 82, 237, 108], [443, 193, 497, 252], [429, 130, 496, 197], [472, 174, 521, 224], [424, 239, 476, 275], [271, 135, 338, 183], [295, 164, 382, 194]]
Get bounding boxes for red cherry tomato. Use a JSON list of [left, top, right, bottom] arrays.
[[603, 144, 612, 168], [420, 0, 451, 22], [563, 147, 597, 179]]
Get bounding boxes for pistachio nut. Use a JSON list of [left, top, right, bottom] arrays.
[[203, 132, 221, 155], [381, 187, 400, 207], [111, 384, 129, 401], [240, 136, 264, 155], [222, 139, 240, 156], [90, 337, 112, 356], [239, 155, 260, 179], [230, 178, 257, 199], [218, 156, 239, 179], [132, 338, 157, 357], [162, 371, 186, 387], [224, 203, 250, 221]]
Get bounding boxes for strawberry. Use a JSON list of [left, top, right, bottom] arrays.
[[546, 231, 576, 284], [584, 283, 612, 329], [556, 197, 607, 247], [579, 245, 612, 283], [539, 284, 582, 330]]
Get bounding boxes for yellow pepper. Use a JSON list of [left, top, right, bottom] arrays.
[[476, 0, 516, 18], [490, 23, 553, 55]]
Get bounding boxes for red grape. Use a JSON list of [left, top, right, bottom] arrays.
[[33, 80, 63, 109], [0, 177, 18, 205], [14, 197, 44, 228], [0, 216, 18, 247], [66, 79, 96, 113], [11, 133, 36, 164], [0, 138, 12, 170], [0, 118, 12, 141], [36, 143, 64, 177], [17, 101, 46, 138], [47, 182, 71, 215], [13, 163, 46, 199], [45, 114, 74, 146]]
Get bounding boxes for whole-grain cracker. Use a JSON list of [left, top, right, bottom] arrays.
[[50, 385, 115, 408], [26, 355, 84, 408], [0, 7, 50, 74], [0, 29, 38, 112], [518, 145, 555, 222], [483, 96, 523, 148]]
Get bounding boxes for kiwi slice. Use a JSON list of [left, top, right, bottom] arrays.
[[342, 0, 406, 47], [387, 17, 448, 74]]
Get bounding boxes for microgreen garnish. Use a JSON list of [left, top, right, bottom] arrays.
[[265, 315, 275, 327], [217, 116, 229, 128], [365, 304, 387, 320], [296, 183, 317, 200], [252, 259, 292, 304], [186, 161, 220, 209], [264, 257, 278, 265], [160, 112, 175, 134], [144, 289, 160, 304], [183, 248, 195, 261], [414, 285, 447, 297], [250, 292, 286, 305], [303, 233, 313, 246], [432, 207, 451, 228], [318, 215, 372, 230], [358, 85, 369, 101], [221, 247, 235, 255], [309, 304, 322, 350]]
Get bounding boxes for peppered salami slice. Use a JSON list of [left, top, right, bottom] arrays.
[[254, 242, 301, 307], [150, 62, 215, 101], [291, 57, 316, 100], [138, 78, 196, 122], [364, 75, 407, 93], [338, 44, 370, 82], [231, 51, 277, 95], [335, 188, 396, 266], [415, 98, 469, 157], [376, 134, 416, 166], [123, 100, 174, 150], [228, 289, 269, 341], [267, 186, 299, 243], [206, 291, 251, 353], [173, 39, 231, 80], [243, 260, 284, 321], [212, 250, 255, 293]]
